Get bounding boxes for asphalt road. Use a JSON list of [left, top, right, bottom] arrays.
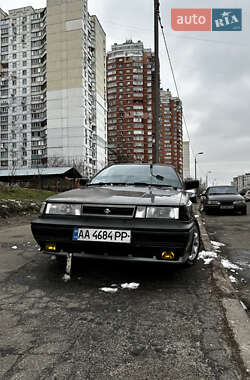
[[202, 202, 250, 317], [0, 216, 247, 379]]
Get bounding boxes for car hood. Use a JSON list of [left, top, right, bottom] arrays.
[[208, 194, 243, 201], [46, 185, 188, 206]]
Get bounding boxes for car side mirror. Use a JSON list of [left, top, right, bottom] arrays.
[[184, 179, 199, 190]]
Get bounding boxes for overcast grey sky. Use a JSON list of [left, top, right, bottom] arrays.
[[1, 0, 250, 185]]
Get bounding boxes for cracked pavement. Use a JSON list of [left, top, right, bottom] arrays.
[[0, 218, 247, 379]]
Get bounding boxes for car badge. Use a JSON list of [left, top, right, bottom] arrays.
[[104, 208, 111, 215]]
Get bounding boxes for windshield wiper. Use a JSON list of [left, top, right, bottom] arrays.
[[129, 182, 175, 188]]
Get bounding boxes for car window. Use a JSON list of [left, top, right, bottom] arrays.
[[207, 186, 238, 195], [89, 164, 182, 188]]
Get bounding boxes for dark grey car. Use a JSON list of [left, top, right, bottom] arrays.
[[31, 164, 200, 266], [201, 185, 247, 215]]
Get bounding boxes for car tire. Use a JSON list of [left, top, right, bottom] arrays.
[[184, 221, 200, 266]]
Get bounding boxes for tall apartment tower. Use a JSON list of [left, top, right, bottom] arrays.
[[106, 41, 183, 173], [0, 6, 47, 170], [160, 89, 183, 175], [0, 0, 106, 176], [107, 40, 154, 164]]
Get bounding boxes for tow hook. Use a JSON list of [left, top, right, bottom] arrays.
[[63, 253, 73, 282]]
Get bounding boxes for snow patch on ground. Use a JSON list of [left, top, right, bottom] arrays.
[[62, 274, 71, 282], [198, 250, 218, 265], [11, 245, 18, 250], [211, 240, 225, 252], [221, 259, 242, 271], [229, 275, 238, 283]]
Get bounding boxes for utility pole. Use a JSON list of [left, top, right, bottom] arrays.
[[153, 0, 160, 163]]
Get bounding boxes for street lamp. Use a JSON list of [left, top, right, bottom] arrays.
[[194, 152, 204, 180]]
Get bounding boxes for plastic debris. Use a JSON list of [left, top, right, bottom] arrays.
[[240, 300, 247, 311], [121, 282, 140, 289], [100, 287, 118, 293]]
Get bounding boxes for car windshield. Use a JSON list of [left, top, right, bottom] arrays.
[[208, 186, 238, 195], [89, 164, 182, 188]]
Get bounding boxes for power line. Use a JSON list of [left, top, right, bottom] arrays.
[[158, 14, 205, 178]]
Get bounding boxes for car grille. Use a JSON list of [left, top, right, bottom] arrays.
[[220, 201, 233, 206], [82, 204, 135, 218]]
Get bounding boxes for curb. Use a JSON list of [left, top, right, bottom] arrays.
[[195, 204, 250, 376]]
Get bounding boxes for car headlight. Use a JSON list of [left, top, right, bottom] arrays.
[[207, 200, 220, 205], [135, 206, 179, 219], [45, 203, 82, 216], [233, 200, 245, 205], [179, 203, 193, 221]]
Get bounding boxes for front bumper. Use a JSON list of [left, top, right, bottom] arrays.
[[204, 203, 246, 213], [31, 216, 195, 264]]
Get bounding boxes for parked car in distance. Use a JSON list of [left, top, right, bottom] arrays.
[[244, 190, 250, 202], [201, 186, 247, 215], [31, 163, 201, 266]]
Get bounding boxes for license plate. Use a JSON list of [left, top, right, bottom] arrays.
[[72, 228, 131, 243], [221, 205, 234, 209]]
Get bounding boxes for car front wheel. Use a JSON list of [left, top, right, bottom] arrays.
[[185, 221, 200, 266]]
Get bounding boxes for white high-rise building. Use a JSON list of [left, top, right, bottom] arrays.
[[0, 0, 107, 176]]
